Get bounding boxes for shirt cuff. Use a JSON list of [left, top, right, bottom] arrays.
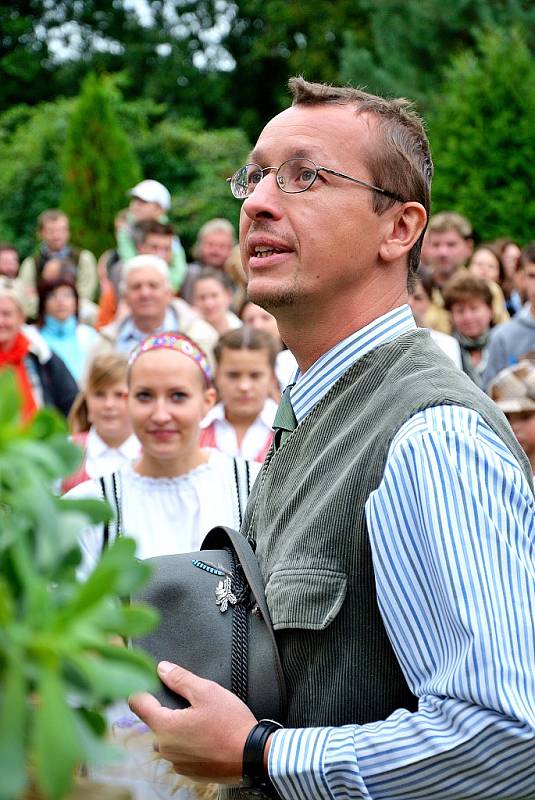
[[269, 725, 371, 800], [268, 726, 333, 800]]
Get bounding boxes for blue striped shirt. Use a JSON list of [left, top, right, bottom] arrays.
[[269, 305, 535, 800]]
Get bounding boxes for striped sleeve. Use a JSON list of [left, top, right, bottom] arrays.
[[269, 405, 535, 800]]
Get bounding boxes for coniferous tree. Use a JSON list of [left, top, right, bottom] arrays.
[[61, 73, 141, 256], [429, 28, 535, 243]]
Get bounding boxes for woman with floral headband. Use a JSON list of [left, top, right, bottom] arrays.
[[65, 332, 260, 799], [67, 332, 260, 578]]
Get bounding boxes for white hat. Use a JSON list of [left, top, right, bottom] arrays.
[[129, 180, 171, 212]]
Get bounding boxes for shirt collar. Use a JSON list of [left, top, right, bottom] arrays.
[[201, 398, 278, 429], [116, 307, 178, 351], [87, 427, 140, 457], [290, 305, 417, 422], [201, 402, 226, 428]]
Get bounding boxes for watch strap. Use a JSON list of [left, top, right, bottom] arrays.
[[242, 718, 283, 797]]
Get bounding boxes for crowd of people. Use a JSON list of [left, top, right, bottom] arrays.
[[1, 82, 534, 799], [2, 197, 535, 475]]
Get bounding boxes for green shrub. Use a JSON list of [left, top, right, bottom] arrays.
[[429, 28, 535, 242], [61, 73, 141, 258], [0, 370, 158, 800]]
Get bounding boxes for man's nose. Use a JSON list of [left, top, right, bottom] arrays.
[[242, 172, 284, 221]]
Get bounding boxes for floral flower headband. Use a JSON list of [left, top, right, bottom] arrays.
[[128, 332, 213, 386]]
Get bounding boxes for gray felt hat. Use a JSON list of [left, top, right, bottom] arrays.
[[133, 526, 286, 721]]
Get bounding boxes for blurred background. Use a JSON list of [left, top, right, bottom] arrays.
[[1, 0, 535, 259]]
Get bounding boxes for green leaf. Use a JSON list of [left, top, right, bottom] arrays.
[[0, 371, 20, 427], [0, 658, 27, 800], [25, 407, 66, 439], [33, 667, 82, 800], [68, 647, 157, 701], [98, 604, 160, 638], [73, 711, 123, 768], [60, 496, 113, 525], [0, 577, 14, 626]]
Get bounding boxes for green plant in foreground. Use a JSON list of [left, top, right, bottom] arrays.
[[0, 370, 159, 800]]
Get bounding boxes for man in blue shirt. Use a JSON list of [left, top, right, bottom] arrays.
[[130, 78, 535, 800]]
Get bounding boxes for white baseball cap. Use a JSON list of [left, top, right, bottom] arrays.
[[129, 179, 171, 212]]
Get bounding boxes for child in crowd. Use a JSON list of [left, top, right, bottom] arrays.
[[442, 271, 494, 386], [489, 360, 535, 476], [61, 352, 140, 493], [407, 272, 462, 368], [200, 327, 279, 462], [117, 180, 187, 292], [239, 300, 298, 391], [191, 268, 241, 335]]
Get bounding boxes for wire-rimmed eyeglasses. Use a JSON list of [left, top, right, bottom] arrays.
[[227, 157, 404, 202]]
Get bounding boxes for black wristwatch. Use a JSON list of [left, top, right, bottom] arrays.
[[241, 718, 283, 797]]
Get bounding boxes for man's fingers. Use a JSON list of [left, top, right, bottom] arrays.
[[128, 690, 164, 727]]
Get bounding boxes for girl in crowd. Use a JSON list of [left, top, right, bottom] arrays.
[[466, 245, 510, 324], [61, 352, 140, 493], [36, 276, 100, 383], [191, 268, 241, 335], [67, 332, 260, 799], [200, 327, 279, 462], [239, 300, 298, 391], [0, 277, 77, 419], [492, 237, 524, 315]]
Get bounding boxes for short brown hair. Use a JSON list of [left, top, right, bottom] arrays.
[[288, 77, 433, 282], [37, 209, 68, 229], [37, 275, 79, 326], [520, 241, 535, 269], [68, 353, 129, 434], [442, 271, 493, 311], [427, 211, 472, 239], [133, 219, 174, 246], [214, 327, 278, 371], [192, 267, 233, 294]]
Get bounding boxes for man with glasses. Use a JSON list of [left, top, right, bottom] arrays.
[[131, 78, 535, 799]]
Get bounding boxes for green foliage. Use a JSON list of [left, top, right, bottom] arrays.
[[61, 73, 141, 257], [136, 119, 250, 254], [0, 90, 249, 259], [340, 0, 535, 108], [428, 28, 535, 243], [0, 100, 71, 256], [0, 370, 158, 800]]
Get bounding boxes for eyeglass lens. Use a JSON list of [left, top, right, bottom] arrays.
[[232, 159, 318, 198]]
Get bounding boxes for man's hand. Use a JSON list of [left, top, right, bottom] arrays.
[[129, 661, 258, 784]]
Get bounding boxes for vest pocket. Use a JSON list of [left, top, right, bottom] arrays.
[[266, 568, 347, 631]]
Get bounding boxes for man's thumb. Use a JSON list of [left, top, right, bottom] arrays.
[[157, 661, 198, 702]]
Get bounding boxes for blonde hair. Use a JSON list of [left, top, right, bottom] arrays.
[[68, 353, 129, 434], [0, 277, 27, 315]]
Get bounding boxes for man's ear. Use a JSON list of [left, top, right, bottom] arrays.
[[379, 203, 427, 264]]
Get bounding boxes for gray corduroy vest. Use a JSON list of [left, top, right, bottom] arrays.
[[224, 329, 532, 799]]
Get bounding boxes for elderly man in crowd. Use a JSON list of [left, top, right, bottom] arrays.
[[98, 254, 217, 362], [131, 78, 535, 800]]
